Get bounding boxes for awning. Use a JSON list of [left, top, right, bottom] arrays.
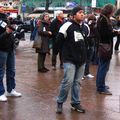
[[27, 13, 54, 18]]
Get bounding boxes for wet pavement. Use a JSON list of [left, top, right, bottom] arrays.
[[0, 33, 120, 120]]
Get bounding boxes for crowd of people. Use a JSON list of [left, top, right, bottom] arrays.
[[30, 4, 120, 113], [0, 3, 120, 115]]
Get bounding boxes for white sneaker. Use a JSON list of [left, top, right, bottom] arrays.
[[52, 66, 56, 70], [7, 89, 22, 97], [82, 77, 84, 80], [0, 94, 7, 102], [86, 74, 94, 79]]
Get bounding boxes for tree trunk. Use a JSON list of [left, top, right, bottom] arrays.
[[45, 0, 52, 11]]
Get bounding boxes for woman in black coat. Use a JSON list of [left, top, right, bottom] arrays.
[[37, 12, 52, 73]]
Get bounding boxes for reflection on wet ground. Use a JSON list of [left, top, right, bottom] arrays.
[[0, 35, 120, 120]]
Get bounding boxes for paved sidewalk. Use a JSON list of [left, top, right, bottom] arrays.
[[0, 34, 120, 120]]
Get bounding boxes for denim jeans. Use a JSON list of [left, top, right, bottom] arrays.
[[30, 27, 38, 41], [96, 58, 110, 92], [114, 35, 120, 50], [57, 63, 85, 104], [84, 46, 94, 75], [0, 50, 16, 95]]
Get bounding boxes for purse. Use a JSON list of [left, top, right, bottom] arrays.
[[32, 32, 42, 49], [98, 43, 112, 60]]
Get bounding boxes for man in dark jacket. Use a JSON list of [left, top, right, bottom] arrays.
[[0, 25, 22, 102], [96, 4, 119, 95], [56, 6, 87, 113], [50, 10, 64, 70], [30, 17, 37, 41], [0, 13, 8, 35]]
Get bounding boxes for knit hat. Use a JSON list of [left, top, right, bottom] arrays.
[[71, 6, 83, 15]]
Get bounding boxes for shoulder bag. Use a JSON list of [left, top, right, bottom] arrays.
[[98, 43, 112, 60], [32, 32, 42, 49]]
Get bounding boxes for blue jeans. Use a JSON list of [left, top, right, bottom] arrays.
[[30, 27, 38, 41], [114, 35, 120, 50], [57, 63, 85, 104], [0, 50, 16, 95], [96, 58, 110, 92], [84, 46, 94, 75]]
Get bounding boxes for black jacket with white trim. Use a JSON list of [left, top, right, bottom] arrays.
[[56, 20, 89, 66]]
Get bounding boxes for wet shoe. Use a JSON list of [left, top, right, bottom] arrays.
[[82, 77, 84, 80], [85, 74, 94, 79], [7, 89, 22, 97], [97, 90, 112, 95], [43, 67, 49, 71], [38, 68, 48, 73], [56, 103, 63, 114], [52, 66, 56, 70], [0, 94, 7, 102], [105, 85, 110, 89], [71, 104, 85, 113], [60, 65, 64, 69], [47, 52, 51, 55]]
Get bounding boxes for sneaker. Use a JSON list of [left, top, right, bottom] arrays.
[[97, 90, 112, 95], [71, 104, 85, 113], [47, 52, 51, 55], [0, 94, 7, 102], [7, 89, 22, 97], [60, 65, 64, 69], [43, 67, 49, 71], [82, 77, 84, 80], [38, 68, 48, 73], [56, 102, 63, 114], [85, 74, 94, 79], [80, 84, 83, 89], [105, 85, 110, 89], [52, 66, 56, 70]]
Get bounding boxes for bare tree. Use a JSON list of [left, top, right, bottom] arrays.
[[45, 0, 52, 11]]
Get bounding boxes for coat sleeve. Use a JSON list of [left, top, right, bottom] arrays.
[[38, 23, 51, 37], [0, 32, 8, 40], [56, 22, 72, 50], [50, 19, 57, 39], [102, 18, 118, 37], [55, 33, 65, 50]]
